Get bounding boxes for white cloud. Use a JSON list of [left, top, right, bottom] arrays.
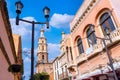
[[9, 17, 36, 37], [48, 43, 60, 60], [22, 17, 36, 22], [24, 57, 31, 62], [50, 13, 74, 28]]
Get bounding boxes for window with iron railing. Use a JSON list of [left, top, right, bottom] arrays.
[[100, 12, 116, 35]]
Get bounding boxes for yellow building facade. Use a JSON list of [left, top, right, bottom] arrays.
[[13, 34, 23, 80]]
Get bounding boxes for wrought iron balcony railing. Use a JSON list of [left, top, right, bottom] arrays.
[[93, 28, 120, 54], [76, 53, 87, 64]]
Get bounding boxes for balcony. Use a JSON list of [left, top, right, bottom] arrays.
[[59, 53, 68, 66], [76, 53, 87, 65], [67, 61, 77, 72], [110, 28, 120, 43], [93, 39, 103, 53], [75, 29, 120, 65], [93, 28, 120, 54], [59, 72, 69, 80], [67, 60, 76, 67]]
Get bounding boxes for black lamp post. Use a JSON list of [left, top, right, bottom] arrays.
[[15, 1, 50, 80], [105, 27, 112, 43], [90, 26, 118, 80]]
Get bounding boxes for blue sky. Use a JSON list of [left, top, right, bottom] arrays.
[[6, 0, 83, 79]]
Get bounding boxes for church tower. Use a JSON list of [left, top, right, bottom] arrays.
[[37, 29, 48, 63], [36, 29, 53, 75]]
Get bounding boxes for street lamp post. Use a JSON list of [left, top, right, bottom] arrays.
[[102, 38, 118, 80], [15, 1, 50, 80], [90, 26, 118, 80]]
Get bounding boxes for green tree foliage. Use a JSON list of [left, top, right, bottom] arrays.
[[33, 72, 49, 80]]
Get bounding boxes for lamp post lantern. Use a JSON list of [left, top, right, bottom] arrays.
[[90, 26, 118, 80], [15, 1, 50, 80], [43, 6, 50, 29], [43, 6, 50, 18], [105, 27, 112, 43], [15, 1, 23, 14]]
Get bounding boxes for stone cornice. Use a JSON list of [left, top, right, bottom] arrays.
[[35, 62, 53, 67], [58, 52, 65, 60], [40, 37, 47, 40], [70, 0, 98, 33], [52, 57, 58, 63], [0, 0, 17, 63], [37, 52, 48, 56]]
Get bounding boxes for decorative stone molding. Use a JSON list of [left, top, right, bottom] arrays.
[[70, 0, 98, 33]]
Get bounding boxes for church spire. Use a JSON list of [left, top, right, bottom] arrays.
[[62, 31, 65, 40], [40, 29, 44, 38]]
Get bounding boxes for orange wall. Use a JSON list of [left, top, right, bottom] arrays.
[[49, 72, 54, 80]]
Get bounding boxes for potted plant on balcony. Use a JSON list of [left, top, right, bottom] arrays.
[[8, 64, 22, 73]]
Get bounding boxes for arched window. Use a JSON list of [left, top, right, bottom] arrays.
[[86, 25, 96, 47], [42, 45, 44, 51], [100, 12, 115, 35], [42, 55, 44, 63], [42, 55, 44, 59], [77, 38, 84, 54]]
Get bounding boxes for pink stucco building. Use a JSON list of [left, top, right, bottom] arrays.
[[0, 0, 23, 80], [68, 0, 120, 80], [53, 0, 120, 80]]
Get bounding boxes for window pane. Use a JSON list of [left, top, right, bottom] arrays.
[[91, 33, 97, 44], [100, 13, 109, 23], [100, 12, 115, 35], [108, 18, 115, 31], [77, 38, 84, 54], [86, 25, 96, 47]]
